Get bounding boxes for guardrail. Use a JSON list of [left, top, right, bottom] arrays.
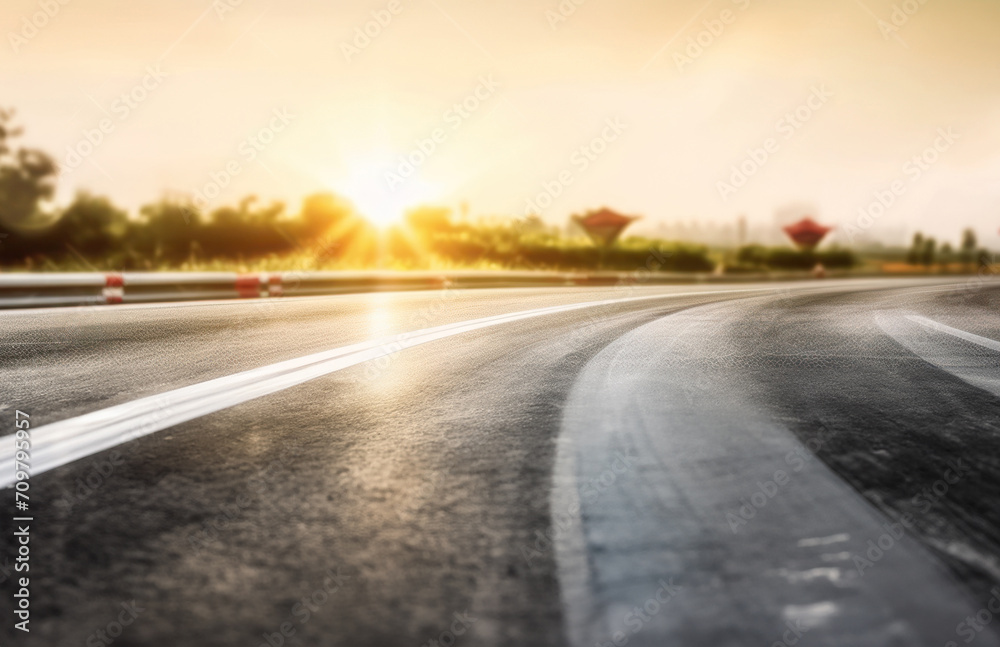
[[0, 269, 823, 310]]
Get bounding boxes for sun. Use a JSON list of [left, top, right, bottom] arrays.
[[328, 154, 438, 228]]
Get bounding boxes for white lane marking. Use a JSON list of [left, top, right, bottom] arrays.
[[876, 312, 1000, 401], [797, 533, 850, 548], [1, 288, 772, 487], [906, 315, 1000, 352], [895, 283, 983, 296]]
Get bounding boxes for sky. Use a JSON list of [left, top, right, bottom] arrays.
[[2, 0, 999, 246]]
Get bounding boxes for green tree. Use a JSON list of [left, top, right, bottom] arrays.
[[907, 232, 924, 265], [978, 249, 993, 272], [54, 192, 129, 257], [920, 237, 936, 267], [0, 108, 58, 230], [939, 242, 954, 267], [960, 228, 977, 267], [736, 244, 767, 267], [202, 196, 290, 258], [133, 198, 204, 264], [298, 193, 357, 242]]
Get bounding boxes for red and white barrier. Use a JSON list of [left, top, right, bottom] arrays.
[[267, 274, 283, 298], [235, 274, 262, 299], [0, 269, 820, 310], [103, 273, 124, 304]]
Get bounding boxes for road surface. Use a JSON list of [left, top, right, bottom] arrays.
[[2, 278, 1000, 646]]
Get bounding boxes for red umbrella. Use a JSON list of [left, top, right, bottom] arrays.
[[572, 208, 640, 247], [783, 217, 832, 250]]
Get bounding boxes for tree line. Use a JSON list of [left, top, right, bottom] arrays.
[[906, 230, 987, 268], [0, 109, 717, 272], [2, 106, 987, 274]]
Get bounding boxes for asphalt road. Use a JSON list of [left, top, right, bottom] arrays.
[[2, 278, 1000, 646]]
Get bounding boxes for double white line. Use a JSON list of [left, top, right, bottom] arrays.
[[1, 289, 767, 487]]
